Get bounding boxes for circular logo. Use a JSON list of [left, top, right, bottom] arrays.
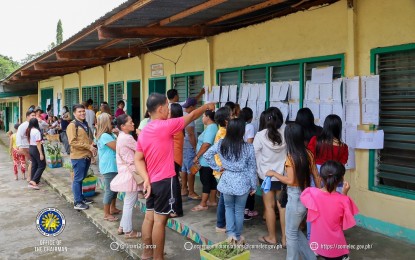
[[309, 242, 319, 251], [36, 208, 66, 237]]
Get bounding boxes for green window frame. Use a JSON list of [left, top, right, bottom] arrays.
[[82, 85, 104, 111], [108, 82, 124, 115], [369, 43, 415, 200], [64, 88, 80, 109], [171, 72, 204, 133], [216, 54, 344, 109]]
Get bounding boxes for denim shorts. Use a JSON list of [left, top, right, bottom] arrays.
[[181, 148, 196, 174], [103, 172, 118, 204]]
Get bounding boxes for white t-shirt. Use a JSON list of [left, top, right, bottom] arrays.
[[29, 128, 42, 146], [85, 109, 96, 129], [243, 123, 255, 142], [16, 121, 29, 148]]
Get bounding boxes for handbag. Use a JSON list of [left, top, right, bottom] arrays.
[[189, 161, 201, 175], [110, 148, 144, 192]]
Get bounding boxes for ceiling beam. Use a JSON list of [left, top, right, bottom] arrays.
[[56, 47, 143, 60], [98, 26, 223, 39], [206, 0, 287, 25], [21, 67, 82, 76], [34, 60, 108, 70], [159, 0, 227, 26]]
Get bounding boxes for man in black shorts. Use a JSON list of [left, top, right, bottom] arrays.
[[134, 93, 214, 260]]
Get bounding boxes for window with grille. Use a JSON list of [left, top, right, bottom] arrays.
[[305, 59, 342, 81], [108, 82, 124, 114], [171, 73, 204, 134], [375, 48, 415, 192], [64, 88, 79, 108], [242, 68, 266, 83], [82, 85, 104, 111]]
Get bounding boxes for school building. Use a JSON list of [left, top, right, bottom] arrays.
[[1, 0, 414, 243]]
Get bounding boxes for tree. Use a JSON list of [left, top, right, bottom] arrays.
[[56, 19, 63, 45], [20, 51, 45, 65], [0, 55, 20, 79]]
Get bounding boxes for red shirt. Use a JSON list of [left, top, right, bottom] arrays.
[[307, 136, 348, 165]]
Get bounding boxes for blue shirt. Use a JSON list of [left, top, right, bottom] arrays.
[[204, 139, 257, 196], [196, 123, 218, 167], [183, 112, 196, 149], [97, 133, 118, 174]]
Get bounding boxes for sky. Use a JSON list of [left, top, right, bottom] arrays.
[[0, 0, 127, 62]]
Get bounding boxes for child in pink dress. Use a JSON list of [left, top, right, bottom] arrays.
[[301, 160, 358, 260]]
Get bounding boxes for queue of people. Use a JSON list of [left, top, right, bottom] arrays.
[[6, 92, 358, 260]]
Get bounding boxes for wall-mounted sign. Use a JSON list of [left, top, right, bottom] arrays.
[[151, 63, 164, 77]]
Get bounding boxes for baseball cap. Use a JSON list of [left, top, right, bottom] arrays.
[[182, 98, 197, 108]]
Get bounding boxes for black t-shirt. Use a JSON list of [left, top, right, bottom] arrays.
[[61, 120, 70, 131]]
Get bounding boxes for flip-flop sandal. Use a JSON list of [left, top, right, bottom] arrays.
[[117, 227, 124, 235], [188, 194, 202, 200], [191, 205, 208, 212], [110, 210, 122, 215], [207, 202, 218, 207], [258, 236, 278, 246], [28, 184, 40, 190], [125, 231, 142, 239], [104, 216, 119, 222]]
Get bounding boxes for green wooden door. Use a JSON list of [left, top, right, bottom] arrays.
[[41, 88, 54, 112]]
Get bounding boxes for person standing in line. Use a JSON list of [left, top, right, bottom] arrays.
[[180, 98, 200, 200], [212, 106, 231, 233], [256, 107, 287, 247], [67, 104, 97, 210], [96, 101, 109, 118], [115, 100, 126, 117], [169, 103, 184, 218], [83, 101, 96, 131], [96, 112, 121, 221], [134, 93, 215, 260], [239, 107, 258, 220], [16, 110, 36, 182], [35, 107, 49, 133], [204, 118, 257, 243], [60, 106, 71, 155], [26, 118, 46, 190], [191, 110, 218, 212], [301, 161, 358, 260], [113, 114, 144, 237], [266, 123, 320, 260], [295, 108, 323, 146], [9, 124, 26, 180], [167, 88, 205, 106]]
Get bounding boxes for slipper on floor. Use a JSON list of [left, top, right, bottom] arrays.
[[188, 194, 202, 200], [28, 184, 40, 190], [117, 227, 124, 235], [207, 202, 218, 207], [258, 236, 278, 246], [191, 205, 208, 212], [110, 210, 122, 215], [104, 216, 119, 222], [125, 230, 142, 239]]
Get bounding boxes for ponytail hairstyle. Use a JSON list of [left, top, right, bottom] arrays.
[[220, 118, 246, 161], [316, 114, 345, 160], [284, 123, 311, 191], [320, 160, 346, 193], [204, 109, 215, 122], [258, 110, 266, 131], [26, 118, 41, 142], [264, 107, 283, 146]]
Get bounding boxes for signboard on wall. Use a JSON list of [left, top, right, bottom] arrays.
[[151, 63, 164, 77]]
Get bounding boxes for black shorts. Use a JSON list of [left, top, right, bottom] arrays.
[[199, 166, 217, 193], [146, 176, 180, 215], [259, 178, 283, 191]]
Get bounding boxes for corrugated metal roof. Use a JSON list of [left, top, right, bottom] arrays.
[[3, 0, 340, 90]]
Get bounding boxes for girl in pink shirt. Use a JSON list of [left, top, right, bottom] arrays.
[[301, 161, 358, 260]]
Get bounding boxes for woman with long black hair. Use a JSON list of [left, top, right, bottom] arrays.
[[266, 123, 320, 260], [204, 118, 257, 243], [295, 107, 323, 146], [255, 107, 287, 247], [26, 118, 46, 190]]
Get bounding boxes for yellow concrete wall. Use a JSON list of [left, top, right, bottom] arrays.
[[107, 57, 141, 88], [348, 0, 415, 230], [63, 73, 80, 89], [22, 94, 38, 114], [212, 0, 348, 71], [142, 39, 210, 98], [80, 66, 105, 87]]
